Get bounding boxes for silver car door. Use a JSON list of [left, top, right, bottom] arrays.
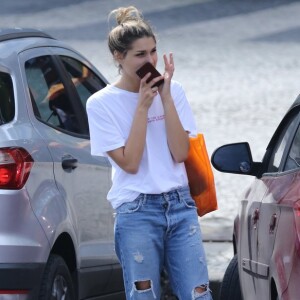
[[19, 48, 119, 296]]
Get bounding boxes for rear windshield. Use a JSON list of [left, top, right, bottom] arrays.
[[0, 72, 15, 124]]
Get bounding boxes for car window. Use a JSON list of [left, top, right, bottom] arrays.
[[266, 115, 298, 173], [284, 123, 300, 171], [60, 56, 105, 108], [0, 72, 15, 125], [25, 55, 81, 134]]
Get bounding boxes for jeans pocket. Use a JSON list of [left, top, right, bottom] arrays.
[[182, 194, 197, 209], [116, 195, 143, 214]]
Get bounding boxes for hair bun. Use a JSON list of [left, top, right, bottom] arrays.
[[112, 6, 143, 25]]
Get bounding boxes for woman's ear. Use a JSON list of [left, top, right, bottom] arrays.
[[113, 51, 123, 64]]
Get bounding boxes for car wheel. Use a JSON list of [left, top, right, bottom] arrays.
[[219, 254, 242, 300], [39, 254, 75, 300]]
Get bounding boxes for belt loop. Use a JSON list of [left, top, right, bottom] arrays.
[[177, 187, 182, 203], [163, 192, 169, 202], [142, 193, 147, 204]]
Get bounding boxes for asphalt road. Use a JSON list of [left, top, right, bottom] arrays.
[[2, 0, 300, 298]]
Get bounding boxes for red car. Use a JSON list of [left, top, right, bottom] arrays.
[[211, 95, 300, 300]]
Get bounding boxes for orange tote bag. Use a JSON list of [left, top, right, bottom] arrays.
[[184, 133, 218, 217]]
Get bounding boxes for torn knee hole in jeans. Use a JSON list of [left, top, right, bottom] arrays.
[[135, 280, 151, 290], [195, 284, 208, 294], [133, 280, 157, 299]]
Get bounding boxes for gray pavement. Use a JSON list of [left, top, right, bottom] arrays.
[[2, 0, 300, 298]]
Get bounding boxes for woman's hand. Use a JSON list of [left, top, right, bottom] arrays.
[[138, 72, 161, 109], [159, 53, 174, 100]]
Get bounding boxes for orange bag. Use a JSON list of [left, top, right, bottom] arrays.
[[184, 133, 218, 217]]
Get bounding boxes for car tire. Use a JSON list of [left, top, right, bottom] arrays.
[[219, 254, 242, 300], [39, 254, 76, 300]]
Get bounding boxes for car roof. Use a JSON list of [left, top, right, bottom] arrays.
[[0, 28, 55, 42], [0, 27, 107, 84], [0, 28, 77, 67]]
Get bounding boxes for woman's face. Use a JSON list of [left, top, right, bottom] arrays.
[[117, 36, 158, 85]]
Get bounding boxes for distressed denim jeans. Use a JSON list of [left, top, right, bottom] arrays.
[[114, 186, 212, 300]]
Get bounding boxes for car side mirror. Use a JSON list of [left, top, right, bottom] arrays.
[[211, 142, 261, 176]]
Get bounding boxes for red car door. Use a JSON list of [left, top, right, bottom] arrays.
[[238, 177, 268, 299]]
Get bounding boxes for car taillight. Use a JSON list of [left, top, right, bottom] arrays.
[[0, 290, 28, 299], [0, 148, 33, 189]]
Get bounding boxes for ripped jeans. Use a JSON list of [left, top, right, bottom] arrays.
[[114, 186, 212, 300]]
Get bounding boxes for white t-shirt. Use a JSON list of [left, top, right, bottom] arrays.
[[86, 81, 197, 209]]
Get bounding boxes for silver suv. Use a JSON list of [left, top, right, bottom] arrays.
[[0, 28, 125, 299]]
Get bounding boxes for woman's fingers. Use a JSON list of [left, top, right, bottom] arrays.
[[163, 53, 173, 67], [163, 53, 174, 79], [150, 75, 164, 87], [140, 72, 152, 85], [169, 52, 174, 67], [138, 72, 161, 106]]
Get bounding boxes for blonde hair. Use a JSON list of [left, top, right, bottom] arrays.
[[108, 6, 156, 56]]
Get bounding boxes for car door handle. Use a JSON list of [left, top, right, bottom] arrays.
[[252, 208, 260, 229], [269, 213, 277, 234], [62, 155, 78, 171]]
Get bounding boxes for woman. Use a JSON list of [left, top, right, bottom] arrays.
[[86, 6, 212, 300]]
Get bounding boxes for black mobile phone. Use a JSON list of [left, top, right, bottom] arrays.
[[136, 62, 164, 87]]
